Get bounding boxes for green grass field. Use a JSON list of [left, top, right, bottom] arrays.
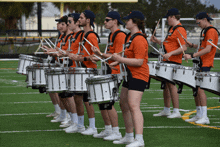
[[0, 59, 220, 147]]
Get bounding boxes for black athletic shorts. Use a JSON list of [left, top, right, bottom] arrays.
[[58, 92, 75, 98]]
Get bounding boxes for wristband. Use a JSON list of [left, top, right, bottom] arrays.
[[84, 57, 87, 61]]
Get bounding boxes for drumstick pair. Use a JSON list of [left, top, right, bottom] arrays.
[[177, 37, 188, 63], [84, 37, 103, 56]]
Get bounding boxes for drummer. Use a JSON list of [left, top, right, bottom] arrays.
[[183, 12, 219, 124], [69, 10, 100, 135], [110, 11, 149, 147], [45, 17, 66, 119], [91, 11, 126, 141], [150, 8, 187, 118], [45, 16, 70, 123]]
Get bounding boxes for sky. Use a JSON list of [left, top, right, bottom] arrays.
[[201, 0, 220, 10]]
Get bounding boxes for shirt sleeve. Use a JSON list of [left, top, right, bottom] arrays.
[[132, 36, 148, 59], [87, 33, 100, 55], [206, 29, 218, 46]]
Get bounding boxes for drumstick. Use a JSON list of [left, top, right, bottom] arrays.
[[177, 29, 187, 42], [94, 55, 118, 71], [35, 38, 44, 53], [44, 39, 53, 48], [81, 43, 91, 55], [149, 44, 163, 56], [84, 37, 103, 56], [104, 50, 126, 61], [207, 40, 220, 50], [177, 37, 188, 63], [152, 19, 160, 37], [46, 38, 56, 48]]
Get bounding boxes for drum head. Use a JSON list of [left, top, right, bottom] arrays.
[[85, 74, 117, 84]]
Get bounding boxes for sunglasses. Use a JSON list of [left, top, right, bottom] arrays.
[[196, 22, 200, 25], [105, 19, 113, 22], [68, 20, 72, 24]]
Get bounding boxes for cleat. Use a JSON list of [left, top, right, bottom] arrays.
[[125, 139, 144, 147], [113, 136, 134, 145], [81, 127, 97, 135], [65, 123, 78, 133], [195, 117, 210, 124], [51, 116, 67, 123], [167, 112, 182, 118], [103, 132, 122, 141], [153, 110, 171, 117], [60, 120, 73, 128], [185, 115, 200, 122], [93, 130, 112, 138], [46, 111, 60, 118]]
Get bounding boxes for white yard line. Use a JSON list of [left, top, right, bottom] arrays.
[[0, 126, 204, 134]]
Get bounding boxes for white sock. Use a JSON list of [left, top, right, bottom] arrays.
[[105, 125, 112, 131], [54, 104, 60, 113], [196, 106, 202, 117], [135, 134, 144, 142], [112, 127, 119, 133], [89, 118, 95, 129], [60, 109, 66, 119], [164, 107, 170, 112], [78, 115, 84, 127], [126, 132, 134, 138], [201, 106, 207, 117], [173, 108, 179, 113], [69, 112, 78, 124]]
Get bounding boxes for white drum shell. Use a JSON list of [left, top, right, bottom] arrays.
[[148, 61, 160, 76], [196, 72, 220, 95], [17, 54, 43, 75], [46, 68, 68, 93], [86, 75, 118, 104], [155, 63, 176, 83], [67, 68, 98, 93], [173, 66, 197, 88], [26, 66, 34, 87]]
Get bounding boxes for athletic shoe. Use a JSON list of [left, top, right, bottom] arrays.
[[77, 125, 86, 133], [59, 120, 73, 128], [46, 111, 59, 117], [126, 139, 144, 147], [61, 119, 69, 125], [113, 136, 134, 145], [51, 116, 67, 123], [103, 132, 122, 141], [93, 130, 112, 138], [185, 115, 200, 122], [167, 112, 182, 118], [153, 110, 171, 117], [81, 127, 97, 135], [65, 123, 78, 133], [195, 117, 210, 124]]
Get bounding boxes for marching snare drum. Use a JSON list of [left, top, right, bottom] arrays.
[[173, 65, 197, 88], [86, 74, 118, 104], [26, 66, 34, 87], [17, 54, 43, 75], [195, 72, 220, 95], [148, 61, 162, 81], [67, 67, 98, 93], [45, 67, 68, 93], [32, 63, 57, 88], [155, 63, 177, 84]]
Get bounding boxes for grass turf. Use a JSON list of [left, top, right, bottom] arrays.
[[0, 60, 220, 147]]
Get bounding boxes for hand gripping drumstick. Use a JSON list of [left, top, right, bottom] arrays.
[[104, 50, 126, 61], [149, 44, 164, 56], [152, 19, 160, 37], [177, 37, 188, 63], [94, 54, 118, 71], [207, 40, 220, 50], [83, 37, 103, 56]]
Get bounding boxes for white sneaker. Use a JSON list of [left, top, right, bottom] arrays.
[[126, 139, 144, 147], [51, 116, 67, 123], [46, 111, 59, 117], [77, 125, 86, 133], [81, 127, 97, 135], [113, 136, 134, 145], [195, 117, 210, 124], [103, 132, 122, 141], [65, 123, 78, 133], [167, 112, 181, 118], [61, 119, 69, 125], [185, 115, 200, 122], [93, 130, 112, 138], [153, 110, 171, 117], [60, 120, 73, 128]]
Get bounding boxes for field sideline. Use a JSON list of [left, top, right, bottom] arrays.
[[0, 59, 220, 147]]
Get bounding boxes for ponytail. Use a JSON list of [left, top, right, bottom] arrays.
[[132, 18, 148, 38]]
